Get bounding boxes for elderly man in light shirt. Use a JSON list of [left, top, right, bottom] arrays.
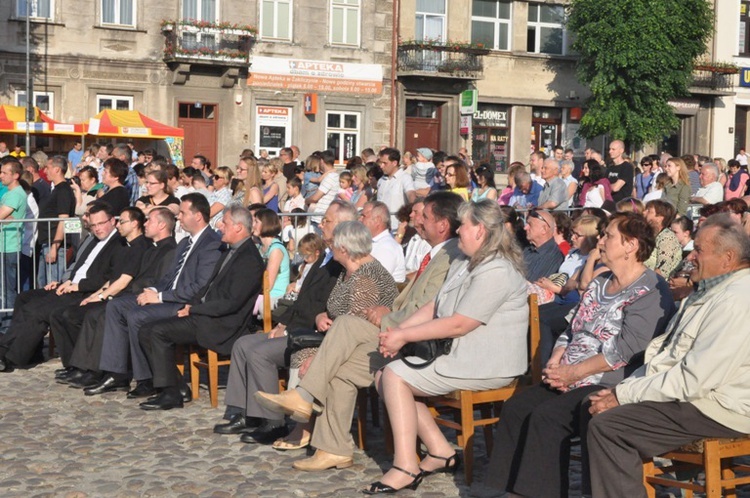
[[690, 162, 723, 206], [537, 159, 569, 210], [359, 201, 406, 283]]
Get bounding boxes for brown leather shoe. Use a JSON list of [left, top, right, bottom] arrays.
[[254, 389, 313, 423], [292, 449, 353, 472]]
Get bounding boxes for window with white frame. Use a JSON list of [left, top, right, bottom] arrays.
[[16, 0, 52, 19], [330, 0, 360, 46], [471, 0, 511, 51], [326, 111, 360, 164], [260, 0, 292, 40], [416, 0, 446, 42], [527, 3, 565, 55], [97, 95, 134, 112], [182, 0, 217, 21], [15, 90, 54, 118], [101, 0, 135, 26]]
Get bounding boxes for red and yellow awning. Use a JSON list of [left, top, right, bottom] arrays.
[[87, 109, 184, 139], [0, 105, 85, 136]]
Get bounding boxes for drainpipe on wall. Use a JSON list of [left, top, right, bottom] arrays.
[[389, 0, 400, 148]]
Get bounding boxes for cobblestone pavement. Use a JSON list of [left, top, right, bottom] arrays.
[[0, 357, 719, 498]]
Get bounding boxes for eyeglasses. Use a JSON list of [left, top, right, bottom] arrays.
[[571, 230, 584, 239], [527, 210, 552, 230], [236, 167, 248, 172], [118, 218, 134, 225], [90, 218, 114, 229], [445, 173, 455, 177], [146, 181, 162, 186], [213, 175, 224, 180]]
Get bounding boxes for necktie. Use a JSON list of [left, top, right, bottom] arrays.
[[68, 235, 100, 281], [168, 237, 193, 289], [415, 253, 431, 279]]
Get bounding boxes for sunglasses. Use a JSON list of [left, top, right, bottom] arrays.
[[527, 210, 552, 230]]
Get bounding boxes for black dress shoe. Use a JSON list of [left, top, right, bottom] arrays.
[[127, 380, 156, 399], [84, 375, 130, 396], [67, 371, 104, 389], [214, 413, 253, 435], [240, 423, 289, 444], [139, 390, 184, 411], [54, 366, 76, 378], [0, 357, 12, 373], [56, 368, 85, 385]]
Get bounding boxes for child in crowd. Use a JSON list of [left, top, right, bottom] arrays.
[[283, 207, 314, 264], [642, 173, 668, 204], [283, 177, 306, 212], [337, 170, 355, 201], [284, 233, 325, 300], [303, 155, 322, 199], [192, 175, 211, 198], [412, 147, 435, 196]]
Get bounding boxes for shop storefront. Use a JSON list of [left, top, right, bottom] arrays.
[[472, 103, 510, 172]]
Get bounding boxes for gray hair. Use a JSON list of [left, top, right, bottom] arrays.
[[149, 206, 176, 234], [701, 163, 719, 180], [514, 170, 531, 186], [329, 199, 358, 223], [543, 158, 560, 173], [225, 204, 253, 233], [365, 201, 391, 229], [560, 160, 575, 174], [332, 221, 372, 259], [457, 199, 525, 274], [48, 155, 68, 175], [113, 144, 131, 162], [700, 213, 750, 265]]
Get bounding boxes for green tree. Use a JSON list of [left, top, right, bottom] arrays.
[[567, 0, 713, 149]]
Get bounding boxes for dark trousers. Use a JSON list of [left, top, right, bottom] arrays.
[[484, 383, 603, 497], [0, 289, 83, 366], [539, 302, 576, 365], [69, 304, 108, 372], [588, 401, 744, 498], [50, 301, 106, 368], [139, 315, 199, 389]]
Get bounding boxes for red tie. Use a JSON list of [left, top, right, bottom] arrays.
[[415, 253, 431, 279]]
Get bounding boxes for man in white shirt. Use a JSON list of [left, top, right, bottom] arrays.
[[690, 163, 723, 206], [736, 148, 748, 167], [306, 150, 340, 226], [376, 148, 416, 230], [359, 201, 406, 283]]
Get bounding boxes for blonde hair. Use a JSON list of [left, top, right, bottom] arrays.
[[305, 155, 321, 173], [267, 158, 282, 175], [666, 157, 690, 186], [238, 156, 262, 206], [457, 199, 524, 274]]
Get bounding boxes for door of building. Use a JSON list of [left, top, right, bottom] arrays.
[[178, 102, 218, 166], [404, 100, 441, 154], [531, 107, 562, 157]]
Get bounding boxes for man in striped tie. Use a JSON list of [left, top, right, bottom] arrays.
[[255, 191, 465, 472]]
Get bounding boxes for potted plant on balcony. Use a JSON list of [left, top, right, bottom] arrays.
[[693, 60, 740, 75]]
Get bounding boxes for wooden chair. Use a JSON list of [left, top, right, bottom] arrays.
[[423, 294, 542, 485], [355, 385, 381, 450], [643, 436, 750, 498], [188, 271, 273, 408]]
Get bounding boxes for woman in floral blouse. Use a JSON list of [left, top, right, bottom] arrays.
[[482, 212, 675, 498], [643, 199, 683, 277]]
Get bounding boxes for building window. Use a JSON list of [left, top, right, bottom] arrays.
[[471, 0, 511, 51], [15, 90, 54, 118], [101, 0, 135, 26], [97, 95, 134, 112], [416, 0, 446, 42], [741, 2, 750, 55], [16, 0, 52, 19], [260, 0, 292, 40], [326, 111, 359, 164], [182, 0, 217, 21], [330, 0, 360, 46], [527, 3, 565, 55]]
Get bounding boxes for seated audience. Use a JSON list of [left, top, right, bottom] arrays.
[[587, 214, 750, 498], [208, 166, 233, 228], [253, 208, 290, 315], [523, 209, 565, 282], [644, 199, 682, 277], [359, 201, 406, 283], [725, 159, 748, 199], [136, 168, 180, 215], [482, 212, 675, 497]]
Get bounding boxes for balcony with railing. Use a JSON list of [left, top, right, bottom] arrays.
[[689, 62, 738, 96], [161, 20, 256, 67], [397, 41, 490, 80]]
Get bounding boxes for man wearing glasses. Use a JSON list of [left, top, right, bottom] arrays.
[[0, 202, 124, 372], [523, 209, 564, 282]]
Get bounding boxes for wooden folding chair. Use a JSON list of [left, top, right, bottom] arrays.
[[424, 294, 542, 485], [643, 436, 750, 498]]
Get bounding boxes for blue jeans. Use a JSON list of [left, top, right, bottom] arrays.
[[37, 244, 67, 288]]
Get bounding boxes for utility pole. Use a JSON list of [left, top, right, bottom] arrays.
[[25, 0, 32, 156]]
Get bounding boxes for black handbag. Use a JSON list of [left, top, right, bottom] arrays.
[[400, 338, 453, 369], [287, 328, 325, 352]]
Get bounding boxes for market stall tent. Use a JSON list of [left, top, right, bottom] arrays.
[[86, 109, 184, 139], [0, 105, 85, 136]]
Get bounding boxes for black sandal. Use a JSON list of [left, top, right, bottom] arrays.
[[420, 452, 461, 476], [362, 465, 424, 494]]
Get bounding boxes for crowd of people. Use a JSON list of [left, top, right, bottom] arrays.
[[0, 139, 749, 496]]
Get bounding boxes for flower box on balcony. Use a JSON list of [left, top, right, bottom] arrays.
[[161, 20, 256, 38], [693, 63, 740, 75], [399, 42, 490, 56]]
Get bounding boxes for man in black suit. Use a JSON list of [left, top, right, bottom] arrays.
[[138, 204, 265, 410], [211, 199, 357, 442], [96, 193, 222, 397], [0, 202, 124, 371]]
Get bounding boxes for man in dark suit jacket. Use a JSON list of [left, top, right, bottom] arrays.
[[96, 193, 221, 396], [0, 202, 124, 371], [138, 204, 264, 410], [212, 199, 356, 442]]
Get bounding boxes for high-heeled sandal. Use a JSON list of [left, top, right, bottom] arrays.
[[419, 452, 461, 477], [362, 465, 424, 494]]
